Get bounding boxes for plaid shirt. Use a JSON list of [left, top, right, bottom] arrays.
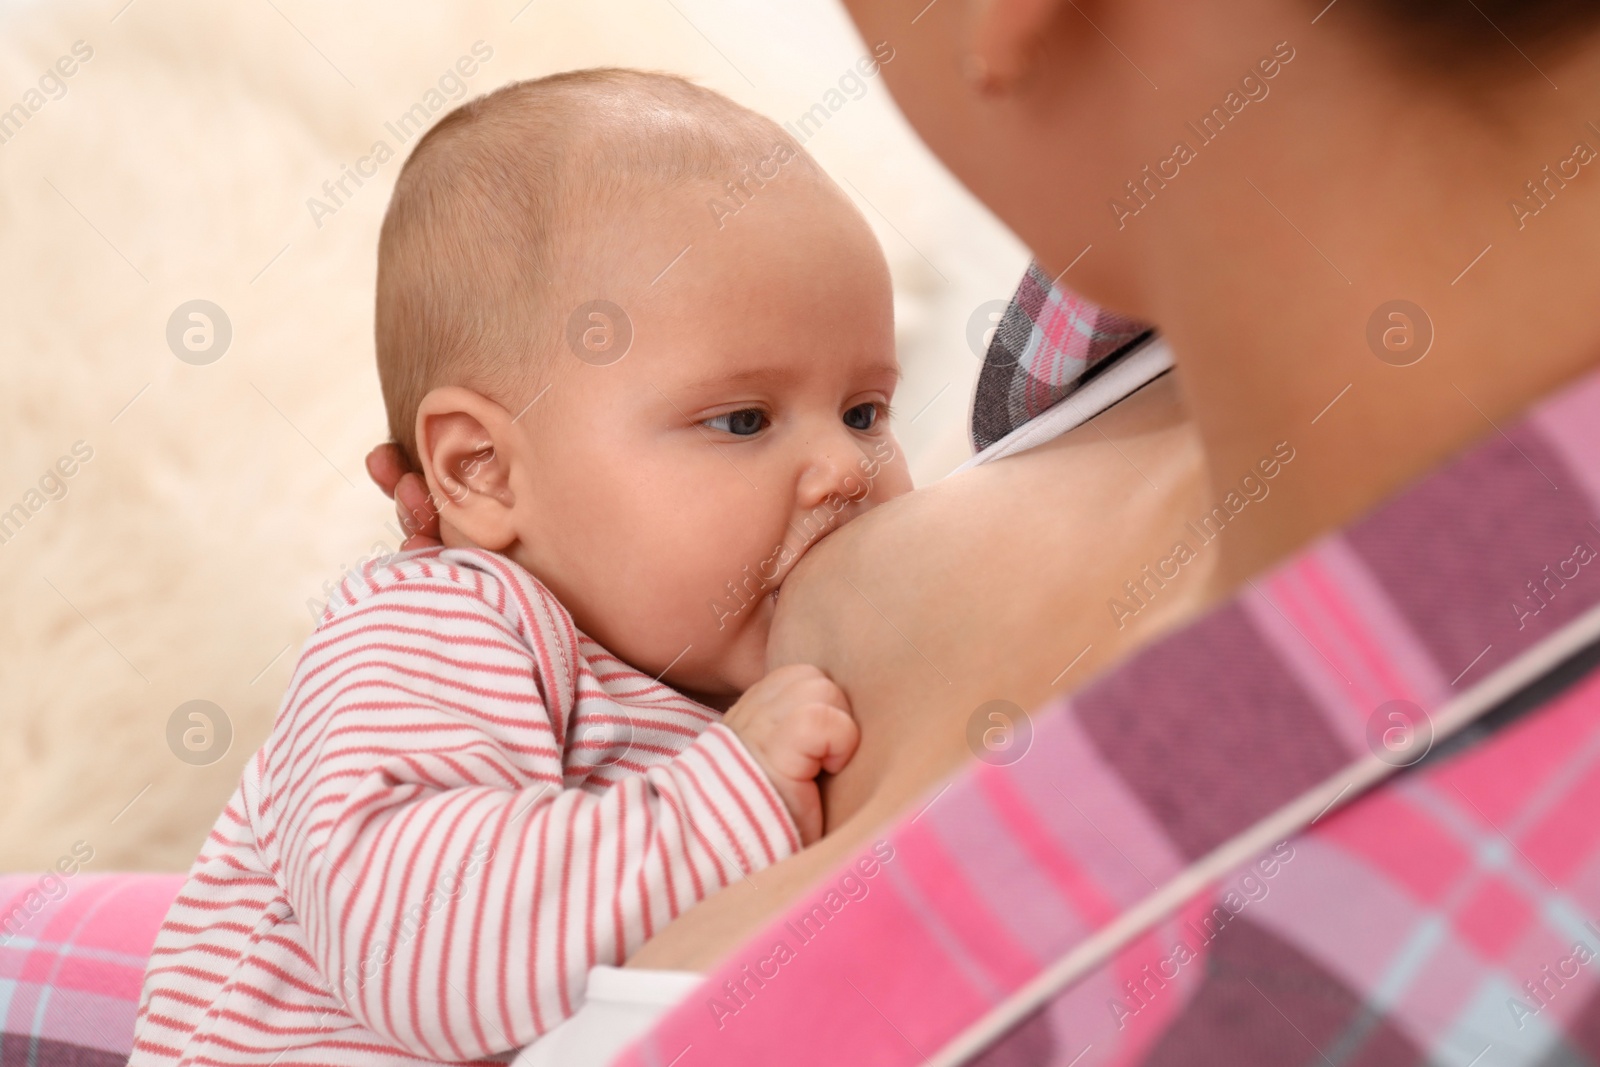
[[615, 269, 1600, 1066], [969, 260, 1154, 453]]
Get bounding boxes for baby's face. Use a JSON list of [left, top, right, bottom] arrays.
[[501, 176, 912, 706]]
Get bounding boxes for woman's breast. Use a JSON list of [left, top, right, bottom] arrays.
[[767, 381, 1214, 834]]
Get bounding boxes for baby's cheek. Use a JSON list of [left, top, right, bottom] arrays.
[[866, 439, 914, 503], [878, 465, 914, 502]]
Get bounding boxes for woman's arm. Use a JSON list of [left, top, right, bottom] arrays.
[[628, 373, 1217, 970]]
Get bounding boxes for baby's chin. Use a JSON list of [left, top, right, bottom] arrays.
[[730, 609, 777, 691], [665, 595, 776, 709], [718, 597, 778, 698]]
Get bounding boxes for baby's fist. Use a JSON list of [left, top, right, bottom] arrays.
[[721, 664, 858, 845]]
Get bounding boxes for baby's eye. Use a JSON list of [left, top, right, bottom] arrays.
[[702, 409, 768, 436], [843, 402, 879, 431]]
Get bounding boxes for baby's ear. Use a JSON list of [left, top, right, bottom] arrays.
[[414, 386, 519, 552]]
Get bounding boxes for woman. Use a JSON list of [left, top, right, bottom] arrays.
[[626, 0, 1600, 969], [375, 0, 1600, 1059]]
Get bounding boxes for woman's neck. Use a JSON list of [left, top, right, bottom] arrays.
[[1138, 44, 1600, 591]]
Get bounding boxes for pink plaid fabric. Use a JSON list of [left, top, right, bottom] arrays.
[[969, 261, 1153, 452], [0, 873, 182, 1065], [618, 367, 1600, 1064]]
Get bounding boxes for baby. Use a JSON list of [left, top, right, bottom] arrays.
[[130, 68, 910, 1065]]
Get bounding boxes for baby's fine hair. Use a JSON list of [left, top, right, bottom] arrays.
[[375, 68, 818, 467]]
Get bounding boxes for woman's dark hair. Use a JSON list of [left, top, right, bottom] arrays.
[[1353, 0, 1600, 79]]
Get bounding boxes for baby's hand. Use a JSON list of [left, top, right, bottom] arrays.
[[365, 443, 442, 551], [721, 664, 858, 846]]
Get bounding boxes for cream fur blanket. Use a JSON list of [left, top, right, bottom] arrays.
[[0, 0, 1026, 871]]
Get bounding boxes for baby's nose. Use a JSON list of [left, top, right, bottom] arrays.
[[797, 436, 874, 512]]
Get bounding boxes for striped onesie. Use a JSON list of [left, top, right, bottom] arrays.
[[130, 546, 799, 1065]]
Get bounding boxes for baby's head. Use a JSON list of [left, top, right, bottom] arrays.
[[375, 69, 912, 706]]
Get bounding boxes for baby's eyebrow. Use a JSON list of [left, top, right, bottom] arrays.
[[687, 365, 799, 389]]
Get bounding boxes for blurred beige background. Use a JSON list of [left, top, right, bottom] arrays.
[[0, 0, 1028, 871]]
